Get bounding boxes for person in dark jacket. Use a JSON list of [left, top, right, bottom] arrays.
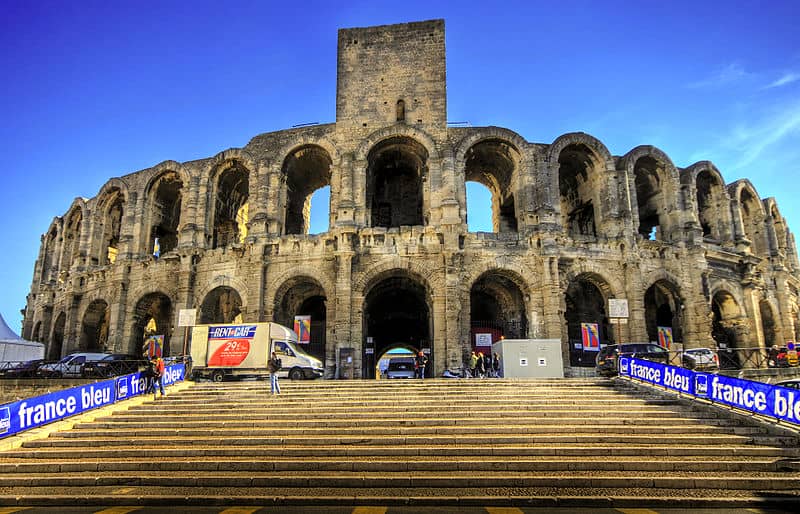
[[415, 350, 428, 379], [268, 351, 282, 395]]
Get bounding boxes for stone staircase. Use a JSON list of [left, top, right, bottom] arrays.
[[1, 378, 800, 508]]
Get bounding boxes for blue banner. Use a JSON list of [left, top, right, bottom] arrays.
[[1, 363, 185, 439], [621, 357, 800, 425]]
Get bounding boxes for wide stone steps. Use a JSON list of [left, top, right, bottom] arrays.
[[1, 378, 799, 507]]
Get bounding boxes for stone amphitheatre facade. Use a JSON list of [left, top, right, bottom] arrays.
[[22, 19, 800, 377]]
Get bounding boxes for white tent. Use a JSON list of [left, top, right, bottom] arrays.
[[0, 313, 45, 362]]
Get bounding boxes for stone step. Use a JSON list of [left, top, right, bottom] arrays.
[[0, 457, 785, 473], [56, 423, 765, 437], [5, 444, 797, 460], [1, 471, 798, 491], [23, 433, 770, 448]]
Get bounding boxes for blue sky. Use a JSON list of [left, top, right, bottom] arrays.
[[1, 0, 798, 335]]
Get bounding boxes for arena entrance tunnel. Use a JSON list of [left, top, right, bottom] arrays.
[[376, 345, 418, 379], [362, 273, 431, 379]]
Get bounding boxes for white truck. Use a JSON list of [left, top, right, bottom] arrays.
[[189, 322, 324, 382]]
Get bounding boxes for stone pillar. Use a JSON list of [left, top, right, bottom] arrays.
[[332, 232, 355, 378]]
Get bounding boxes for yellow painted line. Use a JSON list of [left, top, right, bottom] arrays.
[[221, 509, 261, 514], [352, 508, 388, 514], [617, 510, 660, 514], [111, 488, 137, 495], [92, 509, 141, 514], [486, 508, 525, 514], [0, 508, 31, 514]]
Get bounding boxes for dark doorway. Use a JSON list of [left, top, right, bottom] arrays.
[[564, 277, 611, 367], [363, 274, 430, 378]]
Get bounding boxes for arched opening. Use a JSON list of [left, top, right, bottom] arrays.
[[396, 100, 405, 122], [564, 276, 612, 367], [274, 277, 327, 362], [711, 291, 742, 369], [558, 144, 598, 239], [212, 162, 249, 248], [740, 188, 767, 256], [770, 205, 788, 255], [363, 273, 430, 378], [759, 299, 777, 347], [308, 186, 331, 235], [148, 172, 183, 256], [696, 169, 725, 241], [62, 208, 83, 272], [32, 321, 42, 342], [367, 137, 427, 228], [465, 182, 493, 232], [49, 312, 66, 360], [80, 299, 109, 351], [644, 281, 683, 345], [282, 145, 332, 235], [634, 157, 668, 240], [469, 271, 527, 352], [41, 227, 58, 284], [92, 189, 124, 266], [199, 286, 243, 324], [464, 139, 520, 233], [130, 293, 173, 356]]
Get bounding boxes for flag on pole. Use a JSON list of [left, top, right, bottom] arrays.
[[658, 326, 673, 349], [153, 237, 160, 258]]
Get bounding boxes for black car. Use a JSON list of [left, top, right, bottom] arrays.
[[596, 343, 670, 377], [82, 354, 147, 378], [0, 359, 45, 379]]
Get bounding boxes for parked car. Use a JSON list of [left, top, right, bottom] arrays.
[[82, 353, 147, 378], [682, 348, 719, 371], [386, 358, 416, 379], [775, 378, 800, 390], [596, 343, 669, 377], [0, 359, 45, 379], [37, 352, 110, 378]]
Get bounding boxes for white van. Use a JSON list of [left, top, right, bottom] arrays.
[[190, 322, 323, 382], [37, 352, 109, 378]]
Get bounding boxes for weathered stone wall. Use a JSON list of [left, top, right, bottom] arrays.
[[21, 19, 800, 378]]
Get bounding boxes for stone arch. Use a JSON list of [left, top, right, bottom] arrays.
[[642, 278, 684, 344], [49, 311, 66, 360], [143, 164, 187, 256], [40, 218, 62, 284], [562, 271, 616, 366], [683, 161, 731, 242], [272, 274, 329, 362], [206, 151, 255, 248], [355, 125, 440, 163], [79, 299, 109, 352], [710, 288, 745, 368], [353, 256, 446, 296], [621, 146, 680, 241], [365, 136, 429, 228], [549, 133, 613, 240], [195, 275, 251, 314], [469, 268, 530, 347], [360, 267, 434, 379], [199, 286, 244, 324], [92, 183, 127, 266], [729, 179, 768, 256], [129, 291, 174, 356], [279, 144, 334, 235], [764, 198, 789, 255], [32, 321, 42, 343], [60, 200, 86, 273], [457, 133, 524, 233], [759, 297, 778, 347]]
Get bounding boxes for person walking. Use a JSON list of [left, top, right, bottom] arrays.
[[152, 356, 166, 399], [476, 352, 486, 378], [492, 352, 501, 378], [468, 351, 478, 378], [415, 350, 428, 379], [268, 351, 282, 395]]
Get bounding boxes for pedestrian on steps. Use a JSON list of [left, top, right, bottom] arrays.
[[268, 351, 282, 395], [468, 351, 478, 378], [415, 350, 428, 379], [152, 356, 166, 399]]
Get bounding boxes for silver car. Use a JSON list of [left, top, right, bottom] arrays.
[[386, 358, 416, 379], [682, 348, 719, 371]]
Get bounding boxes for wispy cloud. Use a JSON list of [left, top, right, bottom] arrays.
[[724, 100, 800, 171], [688, 62, 751, 89], [763, 72, 800, 89]]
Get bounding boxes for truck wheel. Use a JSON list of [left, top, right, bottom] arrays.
[[289, 368, 304, 380], [211, 370, 225, 383]]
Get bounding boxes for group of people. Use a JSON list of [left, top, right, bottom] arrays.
[[144, 355, 166, 398], [468, 350, 500, 378]]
